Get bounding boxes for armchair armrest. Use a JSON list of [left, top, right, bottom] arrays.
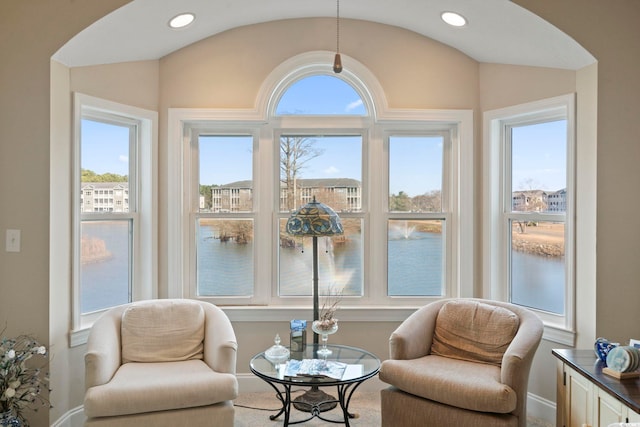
[[85, 306, 125, 389], [202, 303, 238, 375], [499, 306, 543, 419], [500, 308, 543, 388], [389, 300, 446, 360]]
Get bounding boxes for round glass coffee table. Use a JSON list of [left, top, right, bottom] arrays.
[[250, 344, 380, 426]]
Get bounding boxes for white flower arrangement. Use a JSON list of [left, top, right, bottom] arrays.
[[0, 330, 50, 425]]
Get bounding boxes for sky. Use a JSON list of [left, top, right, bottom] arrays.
[[511, 120, 567, 192], [81, 75, 568, 195], [81, 120, 130, 177]]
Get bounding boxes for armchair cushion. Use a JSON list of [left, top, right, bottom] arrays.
[[121, 300, 205, 363], [380, 354, 517, 414], [84, 359, 237, 418], [430, 300, 519, 366]]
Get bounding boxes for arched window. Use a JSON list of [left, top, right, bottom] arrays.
[[168, 52, 473, 316], [275, 75, 367, 116]]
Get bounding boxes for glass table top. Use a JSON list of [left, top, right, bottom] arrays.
[[250, 344, 381, 385]]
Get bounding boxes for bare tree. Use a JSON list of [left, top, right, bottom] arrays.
[[411, 190, 442, 213], [513, 178, 548, 233], [280, 136, 324, 211]]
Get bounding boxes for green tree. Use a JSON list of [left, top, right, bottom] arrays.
[[199, 184, 213, 210], [389, 191, 411, 212], [81, 169, 127, 182]]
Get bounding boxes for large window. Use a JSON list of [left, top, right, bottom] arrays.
[[169, 54, 473, 315], [79, 118, 134, 313], [195, 135, 254, 297], [387, 135, 448, 297], [73, 94, 157, 334], [278, 134, 364, 298], [508, 120, 567, 314], [484, 94, 575, 341]]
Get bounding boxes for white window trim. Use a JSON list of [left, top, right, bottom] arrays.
[[167, 51, 474, 320], [185, 126, 262, 305], [483, 93, 576, 346], [271, 126, 368, 307], [70, 93, 157, 346]]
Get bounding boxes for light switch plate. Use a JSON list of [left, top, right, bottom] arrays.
[[6, 229, 21, 252]]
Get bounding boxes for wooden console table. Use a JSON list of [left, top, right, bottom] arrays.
[[553, 348, 640, 427]]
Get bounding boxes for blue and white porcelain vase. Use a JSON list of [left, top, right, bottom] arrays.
[[594, 337, 618, 364], [0, 410, 21, 427]]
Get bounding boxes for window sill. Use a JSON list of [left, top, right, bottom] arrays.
[[69, 327, 91, 348], [220, 305, 420, 322], [68, 306, 420, 347], [542, 323, 576, 347], [69, 305, 573, 347]]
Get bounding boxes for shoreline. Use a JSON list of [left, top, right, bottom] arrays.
[[208, 219, 566, 258], [511, 222, 564, 258]]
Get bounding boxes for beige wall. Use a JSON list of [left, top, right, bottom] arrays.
[[2, 0, 639, 424], [478, 64, 577, 111], [70, 62, 160, 112], [1, 1, 130, 425], [513, 0, 640, 345]]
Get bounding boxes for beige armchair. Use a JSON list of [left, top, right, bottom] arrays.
[[379, 298, 543, 427], [84, 299, 238, 427]]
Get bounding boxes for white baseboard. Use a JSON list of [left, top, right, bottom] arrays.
[[527, 391, 556, 425], [51, 405, 84, 427], [51, 376, 556, 426]]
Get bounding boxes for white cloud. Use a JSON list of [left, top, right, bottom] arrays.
[[324, 166, 339, 175], [119, 155, 129, 163], [345, 99, 363, 112]]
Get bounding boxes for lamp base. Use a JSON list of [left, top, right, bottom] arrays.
[[292, 386, 338, 412]]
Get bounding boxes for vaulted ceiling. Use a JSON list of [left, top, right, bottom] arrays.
[[53, 0, 595, 70]]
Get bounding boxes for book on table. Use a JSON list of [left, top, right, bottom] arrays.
[[284, 359, 348, 380]]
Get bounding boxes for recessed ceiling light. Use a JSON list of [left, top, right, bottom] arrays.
[[169, 13, 195, 29], [441, 11, 467, 27]]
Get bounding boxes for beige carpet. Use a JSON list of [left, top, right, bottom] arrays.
[[233, 391, 553, 426]]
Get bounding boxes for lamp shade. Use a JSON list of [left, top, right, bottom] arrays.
[[286, 197, 343, 237]]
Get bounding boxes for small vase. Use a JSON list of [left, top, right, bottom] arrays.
[[0, 410, 22, 427], [594, 337, 618, 363], [312, 320, 338, 357]]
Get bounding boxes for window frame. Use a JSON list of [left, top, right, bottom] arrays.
[[483, 93, 576, 345], [71, 93, 157, 345], [384, 129, 455, 298], [167, 52, 474, 321], [186, 126, 261, 305], [272, 125, 367, 303]]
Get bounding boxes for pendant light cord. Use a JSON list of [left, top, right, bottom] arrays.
[[336, 0, 340, 54], [332, 0, 343, 73]]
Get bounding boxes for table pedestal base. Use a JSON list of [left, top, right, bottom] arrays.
[[293, 386, 338, 412], [265, 380, 363, 426]]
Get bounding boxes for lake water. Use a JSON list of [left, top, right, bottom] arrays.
[[81, 221, 131, 313], [511, 250, 564, 314], [81, 222, 565, 314]]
